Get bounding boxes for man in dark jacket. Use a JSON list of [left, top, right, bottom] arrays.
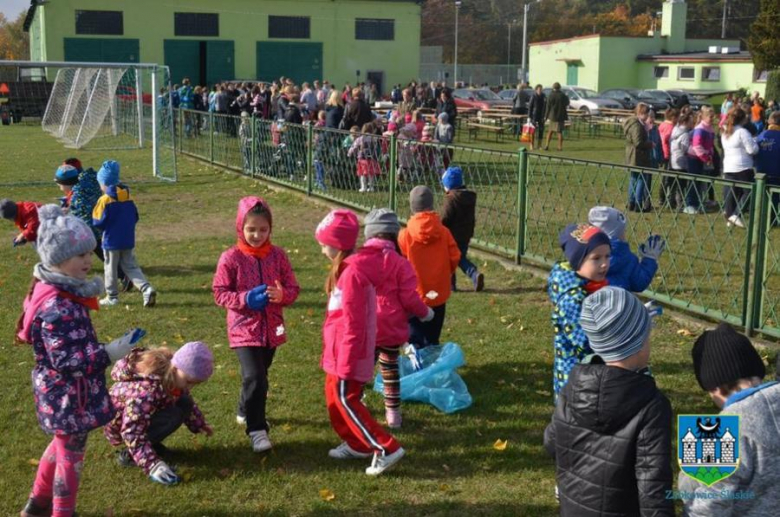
[[341, 88, 373, 129], [545, 286, 674, 517], [436, 89, 458, 135], [527, 84, 546, 150], [440, 167, 483, 291], [624, 103, 654, 212], [511, 82, 529, 136], [544, 82, 570, 151]]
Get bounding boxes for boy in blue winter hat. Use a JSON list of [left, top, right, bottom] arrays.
[[440, 166, 484, 291], [92, 160, 157, 307], [588, 206, 666, 292]]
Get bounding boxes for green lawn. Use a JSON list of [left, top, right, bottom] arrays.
[[0, 125, 772, 516]]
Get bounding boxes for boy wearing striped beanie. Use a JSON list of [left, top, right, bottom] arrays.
[[545, 286, 673, 516]]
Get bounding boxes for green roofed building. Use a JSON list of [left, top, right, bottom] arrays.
[[529, 0, 767, 97], [23, 0, 423, 93]]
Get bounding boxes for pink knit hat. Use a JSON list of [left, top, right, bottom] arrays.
[[315, 209, 359, 251], [172, 342, 214, 382]]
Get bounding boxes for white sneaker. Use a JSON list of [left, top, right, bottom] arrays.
[[99, 296, 119, 307], [236, 415, 246, 425], [358, 187, 367, 193], [328, 442, 372, 460], [249, 430, 272, 453], [142, 286, 157, 308], [365, 448, 405, 476], [727, 215, 745, 228], [683, 206, 698, 215]]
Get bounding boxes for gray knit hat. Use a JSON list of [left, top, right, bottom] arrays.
[[36, 204, 97, 266], [409, 186, 434, 214], [580, 287, 651, 362], [365, 208, 400, 239], [588, 206, 626, 240], [0, 198, 17, 220]]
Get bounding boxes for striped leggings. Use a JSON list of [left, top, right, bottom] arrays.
[[377, 346, 401, 410]]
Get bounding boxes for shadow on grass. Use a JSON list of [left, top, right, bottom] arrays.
[[303, 502, 558, 517]]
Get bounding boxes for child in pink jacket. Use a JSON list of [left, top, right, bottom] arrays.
[[315, 209, 405, 476], [212, 197, 300, 453], [363, 208, 433, 428]]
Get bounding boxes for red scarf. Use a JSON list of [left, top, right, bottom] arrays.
[[584, 279, 609, 294], [58, 290, 100, 311], [237, 239, 273, 259]]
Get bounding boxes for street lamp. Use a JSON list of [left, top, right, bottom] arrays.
[[521, 0, 542, 83], [507, 19, 517, 67], [454, 1, 462, 88]]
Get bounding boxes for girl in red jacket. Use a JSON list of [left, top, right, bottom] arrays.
[[315, 209, 405, 476], [363, 208, 433, 428], [213, 197, 300, 453]]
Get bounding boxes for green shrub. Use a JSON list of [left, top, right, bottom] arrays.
[[766, 70, 780, 102]]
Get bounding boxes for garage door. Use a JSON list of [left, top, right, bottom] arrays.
[[164, 40, 201, 86], [64, 38, 140, 63], [206, 40, 235, 84], [257, 42, 322, 84]]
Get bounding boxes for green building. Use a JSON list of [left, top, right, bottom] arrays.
[[529, 0, 767, 96], [24, 0, 422, 93]]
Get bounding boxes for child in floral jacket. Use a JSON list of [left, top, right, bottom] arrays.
[[105, 342, 214, 485]]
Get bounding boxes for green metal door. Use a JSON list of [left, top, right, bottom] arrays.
[[256, 42, 322, 84], [206, 40, 235, 84], [64, 38, 140, 63], [566, 63, 578, 86], [164, 40, 200, 86]]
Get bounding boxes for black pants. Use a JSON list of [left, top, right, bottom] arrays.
[[723, 169, 754, 219], [235, 346, 276, 433], [148, 395, 194, 444], [408, 304, 446, 349]]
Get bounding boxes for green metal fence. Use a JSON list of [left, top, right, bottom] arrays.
[[173, 108, 780, 338]]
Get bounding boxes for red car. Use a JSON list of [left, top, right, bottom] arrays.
[[452, 88, 512, 111]]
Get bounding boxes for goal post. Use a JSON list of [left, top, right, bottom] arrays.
[[0, 60, 177, 182]]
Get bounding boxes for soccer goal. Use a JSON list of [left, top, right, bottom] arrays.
[[0, 60, 177, 182]]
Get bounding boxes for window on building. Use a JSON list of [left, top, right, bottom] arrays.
[[653, 66, 669, 79], [174, 13, 219, 37], [754, 68, 768, 83], [678, 67, 695, 80], [702, 67, 720, 81], [268, 16, 310, 39], [75, 10, 123, 35], [355, 19, 395, 41]]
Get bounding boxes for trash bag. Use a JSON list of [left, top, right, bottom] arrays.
[[373, 342, 472, 414]]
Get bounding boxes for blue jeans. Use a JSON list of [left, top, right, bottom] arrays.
[[628, 171, 652, 209], [685, 158, 707, 209], [315, 160, 326, 189], [452, 243, 478, 288]]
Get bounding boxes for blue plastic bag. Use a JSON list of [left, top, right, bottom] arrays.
[[373, 342, 472, 414]]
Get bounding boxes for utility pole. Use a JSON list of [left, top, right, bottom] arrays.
[[454, 1, 462, 88], [721, 0, 728, 39]]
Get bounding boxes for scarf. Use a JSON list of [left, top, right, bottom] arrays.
[[237, 239, 273, 259], [33, 263, 105, 300], [769, 124, 780, 131], [584, 278, 609, 294]]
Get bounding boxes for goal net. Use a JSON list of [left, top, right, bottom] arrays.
[[0, 61, 177, 182]]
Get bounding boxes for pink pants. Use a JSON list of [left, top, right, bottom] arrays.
[[30, 433, 88, 517]]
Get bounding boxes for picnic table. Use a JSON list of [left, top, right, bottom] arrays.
[[466, 120, 505, 142]]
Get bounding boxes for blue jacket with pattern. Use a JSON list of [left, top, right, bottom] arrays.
[[547, 262, 592, 398], [70, 167, 102, 239]]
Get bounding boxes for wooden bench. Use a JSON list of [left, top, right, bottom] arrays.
[[467, 121, 505, 142]]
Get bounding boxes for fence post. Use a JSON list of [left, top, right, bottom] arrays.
[[745, 173, 768, 336], [178, 109, 183, 151], [515, 147, 528, 265], [250, 117, 256, 178], [306, 123, 314, 196], [389, 134, 398, 211], [209, 112, 214, 164]]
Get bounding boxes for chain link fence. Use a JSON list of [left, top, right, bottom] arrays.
[[173, 108, 780, 338]]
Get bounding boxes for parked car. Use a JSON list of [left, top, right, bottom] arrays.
[[640, 89, 705, 111], [452, 88, 512, 111], [599, 89, 670, 112], [497, 88, 532, 105], [543, 86, 623, 116]]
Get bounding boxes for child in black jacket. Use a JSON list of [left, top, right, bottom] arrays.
[[440, 167, 484, 292]]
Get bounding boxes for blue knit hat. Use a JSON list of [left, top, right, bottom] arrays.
[[580, 287, 651, 362], [97, 160, 120, 186], [559, 223, 611, 271], [54, 165, 79, 186], [442, 167, 463, 190]]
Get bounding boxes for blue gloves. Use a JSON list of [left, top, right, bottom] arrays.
[[638, 235, 666, 261], [246, 284, 269, 311], [149, 461, 180, 486], [105, 328, 146, 363]]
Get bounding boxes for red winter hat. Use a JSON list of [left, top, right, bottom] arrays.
[[315, 209, 359, 251]]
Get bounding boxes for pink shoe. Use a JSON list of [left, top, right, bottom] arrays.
[[386, 409, 402, 429]]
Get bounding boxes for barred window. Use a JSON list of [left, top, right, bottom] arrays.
[[355, 19, 395, 41], [678, 67, 695, 80], [653, 66, 669, 79], [174, 13, 219, 37], [75, 10, 123, 35], [268, 16, 310, 39]]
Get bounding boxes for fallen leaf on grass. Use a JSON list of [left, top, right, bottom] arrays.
[[281, 424, 293, 432], [439, 484, 450, 492], [677, 329, 695, 337], [319, 489, 336, 501], [493, 439, 508, 451], [28, 458, 40, 466]]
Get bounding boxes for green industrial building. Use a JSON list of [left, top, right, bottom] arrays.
[[529, 0, 767, 96], [24, 0, 422, 93]]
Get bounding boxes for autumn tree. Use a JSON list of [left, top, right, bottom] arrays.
[[748, 0, 780, 72], [0, 11, 29, 61]]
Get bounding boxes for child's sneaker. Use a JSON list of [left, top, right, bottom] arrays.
[[328, 442, 372, 459], [249, 430, 272, 453], [99, 296, 119, 307], [20, 497, 51, 517], [386, 409, 402, 429], [365, 447, 405, 476], [142, 286, 157, 308], [472, 272, 485, 292], [236, 415, 246, 425]]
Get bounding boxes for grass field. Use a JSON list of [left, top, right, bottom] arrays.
[[0, 125, 774, 516]]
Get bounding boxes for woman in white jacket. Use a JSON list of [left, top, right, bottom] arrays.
[[721, 108, 759, 228]]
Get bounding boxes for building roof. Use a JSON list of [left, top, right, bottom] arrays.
[[637, 51, 752, 63]]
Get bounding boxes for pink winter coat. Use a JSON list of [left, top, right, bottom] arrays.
[[363, 238, 430, 347], [321, 246, 384, 383], [213, 197, 300, 348]]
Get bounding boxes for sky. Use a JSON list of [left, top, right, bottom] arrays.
[[1, 0, 30, 20]]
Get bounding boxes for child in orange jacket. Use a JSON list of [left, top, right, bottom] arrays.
[[1, 198, 41, 247], [398, 186, 460, 348]]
